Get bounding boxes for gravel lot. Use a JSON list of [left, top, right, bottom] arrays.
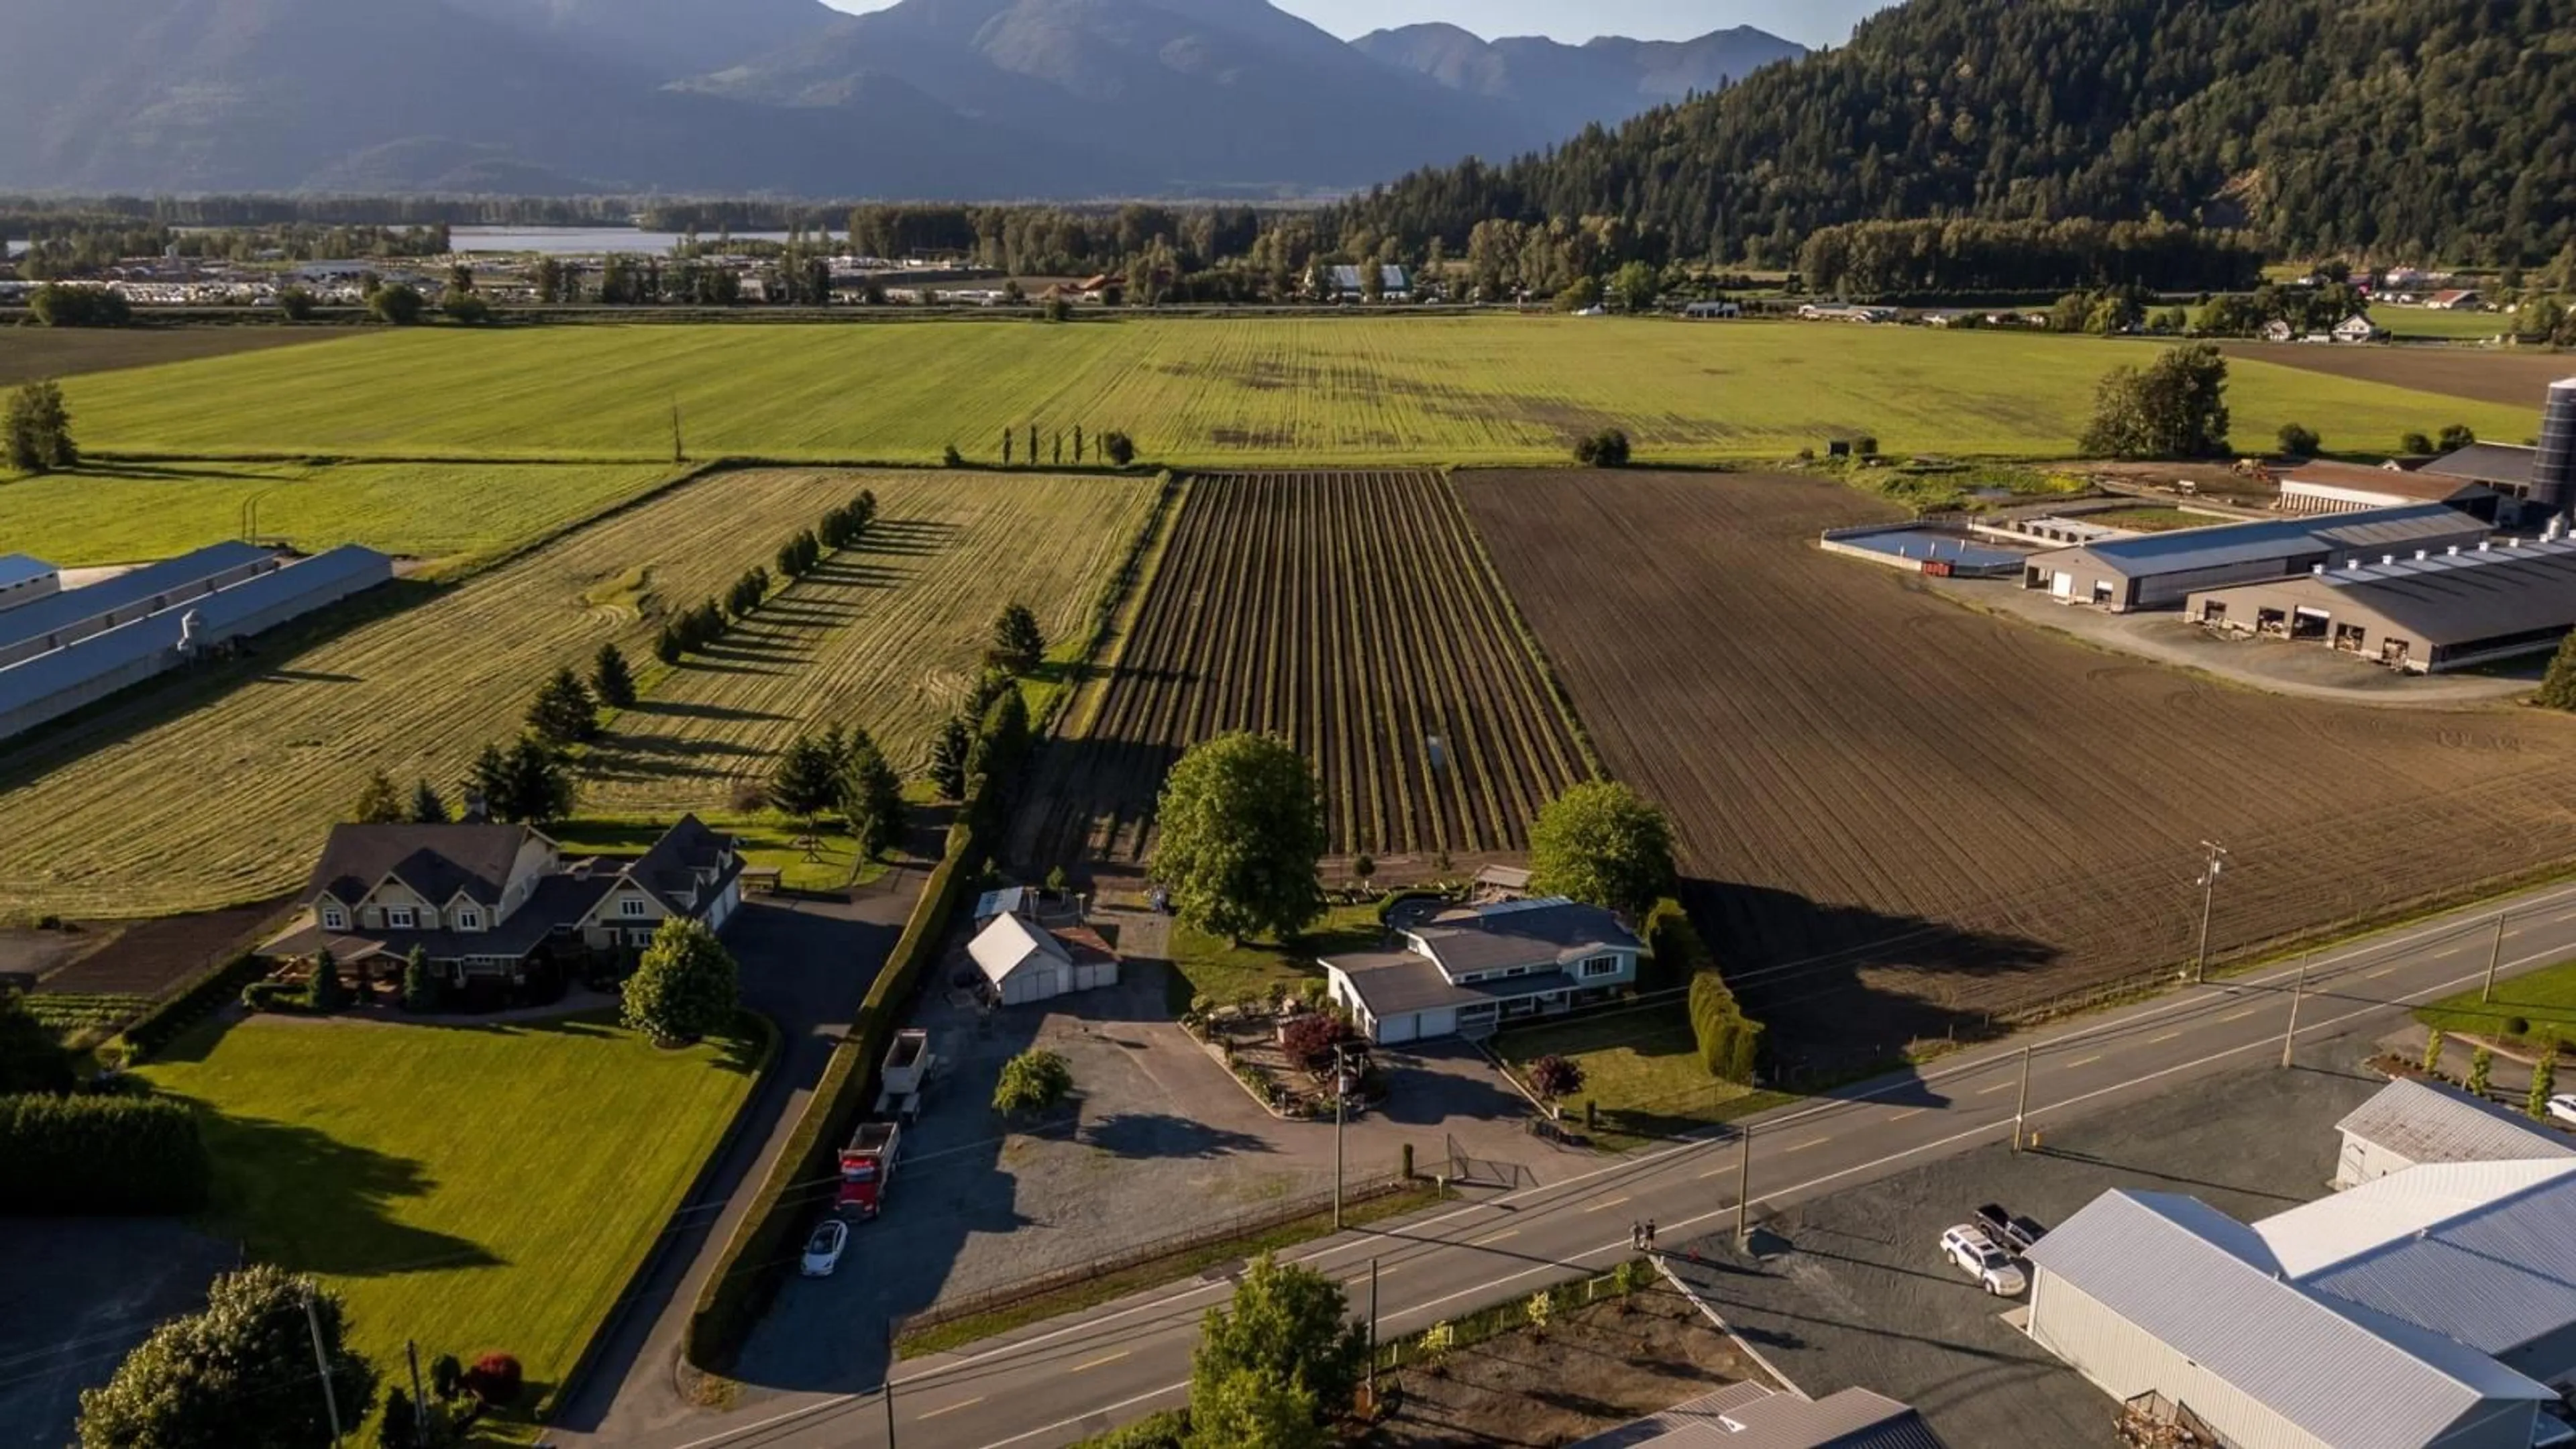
[[1663, 1040, 2388, 1449], [736, 925, 1550, 1394]]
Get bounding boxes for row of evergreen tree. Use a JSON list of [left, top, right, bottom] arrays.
[[655, 490, 877, 666]]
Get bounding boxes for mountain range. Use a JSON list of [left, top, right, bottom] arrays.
[[0, 0, 1803, 198]]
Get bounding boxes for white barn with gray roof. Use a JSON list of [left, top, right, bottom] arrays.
[[2333, 1077, 2573, 1187], [1322, 897, 1640, 1044]]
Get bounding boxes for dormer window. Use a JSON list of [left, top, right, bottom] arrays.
[[321, 904, 347, 932], [1580, 955, 1621, 979], [386, 907, 417, 930], [619, 897, 647, 918], [458, 910, 482, 932]]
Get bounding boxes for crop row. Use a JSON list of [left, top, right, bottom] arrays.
[[1026, 468, 1587, 866]]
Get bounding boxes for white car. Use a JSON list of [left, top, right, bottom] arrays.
[[2547, 1094, 2576, 1128], [800, 1218, 850, 1278], [1940, 1224, 2028, 1296]]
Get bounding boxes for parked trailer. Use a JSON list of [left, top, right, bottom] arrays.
[[874, 1029, 936, 1120], [838, 1121, 901, 1218]]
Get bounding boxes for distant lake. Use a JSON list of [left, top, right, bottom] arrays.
[[450, 226, 800, 256]]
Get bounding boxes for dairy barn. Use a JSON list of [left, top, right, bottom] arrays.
[[2021, 504, 2490, 612], [0, 545, 392, 741]]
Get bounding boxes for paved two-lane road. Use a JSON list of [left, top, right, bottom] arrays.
[[627, 877, 2576, 1449]]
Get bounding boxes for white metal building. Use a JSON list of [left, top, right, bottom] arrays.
[[0, 554, 59, 613], [2021, 504, 2487, 612], [2025, 1189, 2554, 1449], [0, 540, 278, 669], [968, 914, 1117, 1006], [2276, 460, 2496, 519], [2332, 1077, 2573, 1188]]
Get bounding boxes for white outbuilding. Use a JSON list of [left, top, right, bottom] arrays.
[[968, 914, 1118, 1006]]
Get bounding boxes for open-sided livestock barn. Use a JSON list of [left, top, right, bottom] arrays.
[[2021, 504, 2488, 612], [2188, 537, 2576, 672]]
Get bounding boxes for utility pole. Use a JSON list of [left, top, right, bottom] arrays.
[[302, 1283, 342, 1447], [407, 1340, 428, 1444], [2011, 1045, 2033, 1152], [1734, 1125, 1753, 1244], [1366, 1257, 1381, 1405], [2483, 911, 2508, 1004], [883, 1317, 898, 1448], [2282, 953, 2308, 1070], [2192, 841, 2229, 984]]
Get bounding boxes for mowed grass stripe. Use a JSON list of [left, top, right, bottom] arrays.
[[54, 319, 2546, 467], [579, 472, 1156, 815], [0, 470, 968, 920], [1, 460, 682, 570]]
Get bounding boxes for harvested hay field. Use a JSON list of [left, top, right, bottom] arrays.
[[1460, 469, 2576, 1052], [2217, 341, 2573, 412], [0, 469, 963, 920], [1022, 469, 1589, 867], [581, 471, 1159, 814], [0, 324, 333, 388]]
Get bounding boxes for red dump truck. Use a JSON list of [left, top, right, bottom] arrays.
[[837, 1121, 900, 1218]]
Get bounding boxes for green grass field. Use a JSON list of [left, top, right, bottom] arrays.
[[1, 468, 1075, 921], [2378, 309, 2510, 341], [2418, 957, 2576, 1051], [1165, 905, 1383, 1015], [49, 318, 2545, 466], [139, 1012, 761, 1434], [1495, 1008, 1776, 1150], [1, 460, 682, 570]]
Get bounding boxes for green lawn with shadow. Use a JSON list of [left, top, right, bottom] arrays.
[[2419, 956, 2576, 1053], [1497, 1008, 1786, 1151], [1163, 904, 1387, 1015], [140, 1010, 763, 1438]]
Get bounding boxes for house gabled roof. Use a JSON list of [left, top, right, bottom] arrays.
[[306, 822, 536, 908], [619, 812, 736, 914], [1405, 897, 1640, 977]]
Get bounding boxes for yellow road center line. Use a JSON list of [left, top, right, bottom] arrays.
[[1586, 1195, 1632, 1213], [2367, 965, 2399, 979], [918, 1397, 985, 1419], [1885, 1107, 1927, 1122], [1475, 1228, 1519, 1244], [1785, 1136, 1831, 1153], [2216, 1008, 2259, 1022], [1977, 1082, 2015, 1095], [2148, 1030, 2182, 1044], [2063, 1055, 2104, 1067], [1071, 1352, 1130, 1374]]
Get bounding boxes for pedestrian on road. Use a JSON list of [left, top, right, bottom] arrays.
[[1644, 1219, 1658, 1252], [1629, 1221, 1643, 1250]]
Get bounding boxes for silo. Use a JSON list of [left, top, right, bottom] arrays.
[[2536, 377, 2576, 517]]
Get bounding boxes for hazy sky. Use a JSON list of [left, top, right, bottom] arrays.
[[817, 1, 1892, 48]]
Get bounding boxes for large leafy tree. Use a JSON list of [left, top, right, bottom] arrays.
[[5, 379, 77, 474], [991, 1048, 1074, 1118], [1183, 1369, 1326, 1449], [1189, 1252, 1367, 1426], [78, 1265, 378, 1449], [1527, 780, 1676, 918], [2080, 344, 2231, 460], [2538, 633, 2576, 712], [621, 918, 739, 1045], [1150, 733, 1326, 945]]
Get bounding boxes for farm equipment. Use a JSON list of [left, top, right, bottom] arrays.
[[874, 1029, 936, 1121], [837, 1121, 901, 1218]]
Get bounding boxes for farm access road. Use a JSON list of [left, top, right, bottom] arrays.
[[607, 873, 2576, 1449]]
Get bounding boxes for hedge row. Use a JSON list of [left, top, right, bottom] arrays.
[[117, 951, 268, 1062], [0, 1092, 209, 1214], [684, 701, 1031, 1370], [1648, 900, 1763, 1084]]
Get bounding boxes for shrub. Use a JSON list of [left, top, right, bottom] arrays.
[[2401, 430, 2435, 455], [241, 980, 303, 1014], [994, 1048, 1074, 1116], [943, 443, 965, 467], [1071, 1409, 1187, 1448], [1278, 1013, 1354, 1071], [622, 920, 739, 1044], [2276, 421, 2321, 457], [1101, 431, 1138, 467], [1527, 1053, 1585, 1101], [305, 953, 347, 1012], [0, 1092, 209, 1214], [463, 1352, 523, 1407], [1653, 902, 1764, 1083], [1573, 429, 1632, 467], [2508, 1016, 2533, 1038]]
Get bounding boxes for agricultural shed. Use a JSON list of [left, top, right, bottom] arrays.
[[2020, 503, 2486, 612], [2186, 537, 2576, 672], [0, 553, 59, 613], [967, 914, 1116, 1006], [1569, 1380, 1943, 1448], [2023, 1189, 2555, 1449], [0, 545, 392, 743], [2276, 460, 2496, 520], [2333, 1077, 2575, 1188], [0, 539, 277, 669]]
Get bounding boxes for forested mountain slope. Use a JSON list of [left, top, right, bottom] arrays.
[[1340, 0, 2576, 266]]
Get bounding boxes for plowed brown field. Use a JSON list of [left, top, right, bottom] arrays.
[[2218, 341, 2572, 411], [1461, 469, 2576, 1051], [1023, 469, 1589, 867]]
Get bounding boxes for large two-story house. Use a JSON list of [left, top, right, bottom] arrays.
[[262, 815, 743, 986], [1322, 897, 1643, 1044]]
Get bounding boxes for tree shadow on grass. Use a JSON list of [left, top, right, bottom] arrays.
[[181, 1109, 502, 1279]]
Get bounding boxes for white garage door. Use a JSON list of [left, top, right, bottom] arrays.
[[1416, 1008, 1458, 1040], [1007, 967, 1061, 1005], [1378, 1012, 1419, 1045], [1073, 960, 1120, 991]]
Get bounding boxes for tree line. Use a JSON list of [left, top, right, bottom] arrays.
[[1801, 219, 2265, 298]]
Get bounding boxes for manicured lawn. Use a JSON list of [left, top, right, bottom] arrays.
[[138, 1012, 763, 1435], [2418, 955, 2576, 1051], [1165, 904, 1387, 1014], [1496, 1007, 1780, 1150], [0, 460, 682, 570], [52, 317, 2546, 466]]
